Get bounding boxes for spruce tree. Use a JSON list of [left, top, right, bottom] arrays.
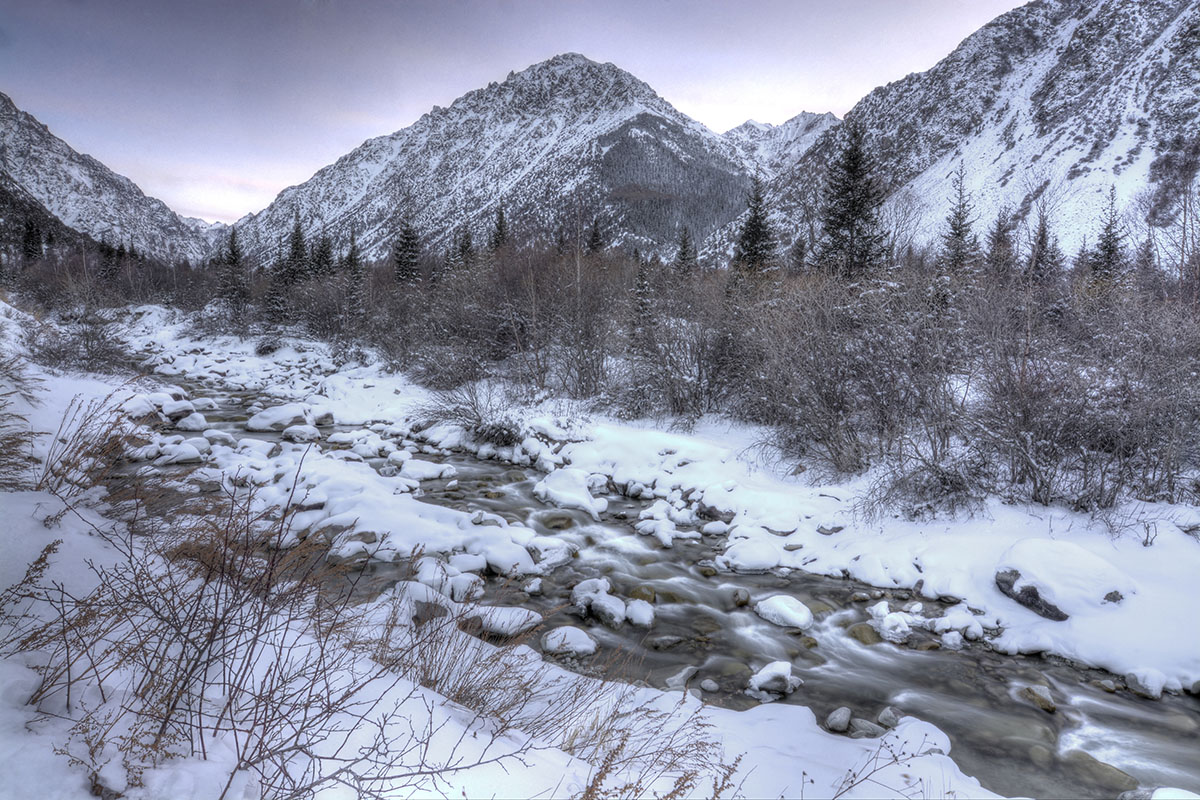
[[586, 217, 605, 254], [1091, 186, 1125, 282], [938, 163, 981, 275], [341, 229, 366, 326], [1025, 211, 1064, 287], [281, 218, 308, 287], [787, 238, 807, 276], [310, 230, 335, 279], [20, 219, 42, 263], [673, 227, 699, 275], [457, 227, 476, 270], [817, 121, 885, 280], [732, 175, 775, 274], [984, 209, 1017, 279], [219, 227, 247, 305], [392, 220, 422, 285], [630, 253, 655, 356], [488, 205, 509, 253]]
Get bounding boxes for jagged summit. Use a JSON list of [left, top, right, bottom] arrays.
[[230, 52, 751, 261], [723, 111, 840, 177]]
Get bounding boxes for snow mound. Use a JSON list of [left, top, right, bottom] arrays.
[[996, 539, 1136, 619], [753, 595, 813, 629], [541, 626, 597, 656], [533, 468, 608, 520]]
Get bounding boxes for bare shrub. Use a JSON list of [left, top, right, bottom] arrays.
[[23, 311, 126, 373], [0, 353, 39, 488], [36, 392, 143, 502], [419, 381, 522, 446]]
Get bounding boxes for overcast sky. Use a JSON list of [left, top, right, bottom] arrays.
[[0, 0, 1025, 223]]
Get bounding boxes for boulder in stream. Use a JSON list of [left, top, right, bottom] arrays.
[[746, 661, 802, 697], [1020, 684, 1057, 712], [541, 626, 597, 657], [826, 706, 852, 732]]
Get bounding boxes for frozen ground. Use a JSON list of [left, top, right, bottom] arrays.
[[1, 301, 1198, 798]]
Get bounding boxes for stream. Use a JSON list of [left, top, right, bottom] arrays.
[[155, 385, 1200, 800]]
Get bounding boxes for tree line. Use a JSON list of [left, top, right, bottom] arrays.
[[8, 122, 1200, 519]]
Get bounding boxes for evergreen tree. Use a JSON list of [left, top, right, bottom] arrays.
[[281, 217, 308, 287], [787, 238, 807, 276], [732, 175, 775, 274], [219, 227, 248, 305], [984, 209, 1017, 279], [817, 122, 886, 280], [1025, 211, 1064, 287], [586, 217, 605, 254], [456, 227, 476, 270], [488, 205, 508, 253], [20, 219, 42, 263], [938, 163, 981, 275], [1091, 186, 1125, 281], [98, 238, 120, 283], [392, 220, 422, 285], [1133, 238, 1164, 298], [630, 253, 655, 356], [673, 227, 699, 275], [341, 229, 366, 328], [310, 230, 335, 279]]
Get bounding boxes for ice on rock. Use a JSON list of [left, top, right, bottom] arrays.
[[160, 399, 195, 420], [746, 661, 802, 698], [478, 540, 536, 576], [626, 598, 655, 626], [533, 467, 608, 520], [753, 595, 814, 629], [541, 626, 597, 656], [717, 539, 779, 572], [400, 458, 457, 480], [175, 412, 209, 431], [449, 553, 488, 573], [469, 605, 542, 637], [155, 443, 203, 465], [246, 403, 312, 432], [203, 429, 237, 447], [571, 577, 628, 627], [282, 424, 321, 443]]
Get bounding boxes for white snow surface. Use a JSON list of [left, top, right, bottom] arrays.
[[3, 301, 1199, 798]]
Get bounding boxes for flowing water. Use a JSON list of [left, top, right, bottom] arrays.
[[165, 389, 1200, 799]]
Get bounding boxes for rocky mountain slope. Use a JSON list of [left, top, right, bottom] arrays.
[[719, 0, 1200, 258], [232, 54, 756, 263], [722, 112, 840, 179], [0, 92, 218, 263]]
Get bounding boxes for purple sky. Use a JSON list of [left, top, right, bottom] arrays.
[[0, 0, 1025, 223]]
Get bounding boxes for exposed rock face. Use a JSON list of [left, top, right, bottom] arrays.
[[232, 54, 755, 263], [995, 568, 1070, 621]]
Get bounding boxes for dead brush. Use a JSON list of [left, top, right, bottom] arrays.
[[0, 352, 39, 489], [36, 390, 144, 502]]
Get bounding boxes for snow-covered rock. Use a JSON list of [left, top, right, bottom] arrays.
[[541, 626, 597, 657], [533, 468, 608, 520], [995, 539, 1135, 621], [753, 595, 814, 629]]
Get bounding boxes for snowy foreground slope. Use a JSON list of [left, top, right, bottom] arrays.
[[2, 302, 1199, 798]]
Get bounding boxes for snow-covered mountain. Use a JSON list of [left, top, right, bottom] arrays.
[[723, 112, 840, 179], [232, 53, 757, 262], [0, 92, 219, 263], [726, 0, 1200, 257]]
